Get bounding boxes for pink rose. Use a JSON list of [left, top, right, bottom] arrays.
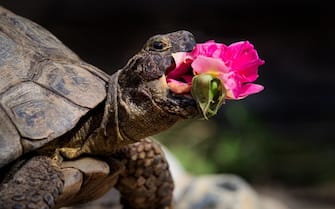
[[167, 40, 265, 100]]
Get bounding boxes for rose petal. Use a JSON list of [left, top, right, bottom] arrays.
[[217, 73, 264, 99], [191, 40, 227, 58], [168, 53, 193, 79], [236, 83, 264, 99], [191, 55, 229, 76], [217, 72, 239, 99], [167, 78, 192, 94], [167, 40, 264, 100], [181, 75, 193, 83], [236, 59, 264, 82], [223, 41, 265, 82]]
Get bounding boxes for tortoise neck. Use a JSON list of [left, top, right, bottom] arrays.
[[101, 70, 136, 146]]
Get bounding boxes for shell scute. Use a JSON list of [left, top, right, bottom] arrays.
[[0, 82, 89, 140]]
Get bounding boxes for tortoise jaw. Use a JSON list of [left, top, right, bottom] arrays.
[[161, 64, 199, 118], [146, 66, 198, 118], [158, 90, 197, 118]]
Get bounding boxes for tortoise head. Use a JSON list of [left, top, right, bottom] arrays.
[[106, 31, 199, 142]]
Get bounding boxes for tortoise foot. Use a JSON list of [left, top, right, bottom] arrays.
[[0, 156, 64, 209], [113, 138, 174, 209]]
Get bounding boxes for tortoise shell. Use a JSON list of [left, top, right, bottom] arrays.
[[0, 7, 109, 167]]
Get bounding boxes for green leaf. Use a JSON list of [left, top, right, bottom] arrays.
[[191, 74, 226, 119]]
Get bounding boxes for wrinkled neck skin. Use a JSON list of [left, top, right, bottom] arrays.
[[101, 69, 181, 148]]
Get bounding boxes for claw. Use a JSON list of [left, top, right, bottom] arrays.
[[58, 147, 82, 159]]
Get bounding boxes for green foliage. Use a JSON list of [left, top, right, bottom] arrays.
[[156, 102, 335, 186], [191, 74, 225, 119]]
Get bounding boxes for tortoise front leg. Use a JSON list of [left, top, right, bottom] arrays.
[[0, 155, 122, 209], [0, 156, 64, 209], [113, 138, 174, 209]]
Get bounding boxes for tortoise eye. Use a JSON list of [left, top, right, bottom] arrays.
[[153, 41, 165, 50], [149, 39, 170, 51]]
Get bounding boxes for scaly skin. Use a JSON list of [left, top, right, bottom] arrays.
[[0, 28, 198, 209], [0, 139, 173, 209], [0, 157, 64, 209], [114, 138, 174, 209]]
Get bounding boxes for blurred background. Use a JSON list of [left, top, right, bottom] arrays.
[[1, 0, 334, 208]]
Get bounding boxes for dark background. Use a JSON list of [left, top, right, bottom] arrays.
[[2, 0, 334, 202]]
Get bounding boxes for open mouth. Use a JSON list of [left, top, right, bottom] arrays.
[[159, 55, 198, 118], [165, 54, 194, 95]]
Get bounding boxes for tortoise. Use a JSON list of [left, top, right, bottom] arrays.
[[0, 6, 199, 209]]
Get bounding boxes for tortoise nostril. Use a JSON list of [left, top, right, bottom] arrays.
[[183, 33, 196, 52], [184, 42, 195, 52]]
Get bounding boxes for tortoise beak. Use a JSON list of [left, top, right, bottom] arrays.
[[170, 30, 196, 53], [163, 63, 198, 118], [165, 90, 198, 119], [162, 31, 198, 118], [147, 30, 199, 118]]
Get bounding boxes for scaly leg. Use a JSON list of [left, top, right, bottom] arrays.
[[0, 156, 64, 209], [0, 155, 121, 209], [113, 138, 174, 209]]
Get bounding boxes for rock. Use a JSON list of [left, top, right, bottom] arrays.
[[259, 195, 290, 209], [175, 174, 261, 209], [163, 146, 266, 209]]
